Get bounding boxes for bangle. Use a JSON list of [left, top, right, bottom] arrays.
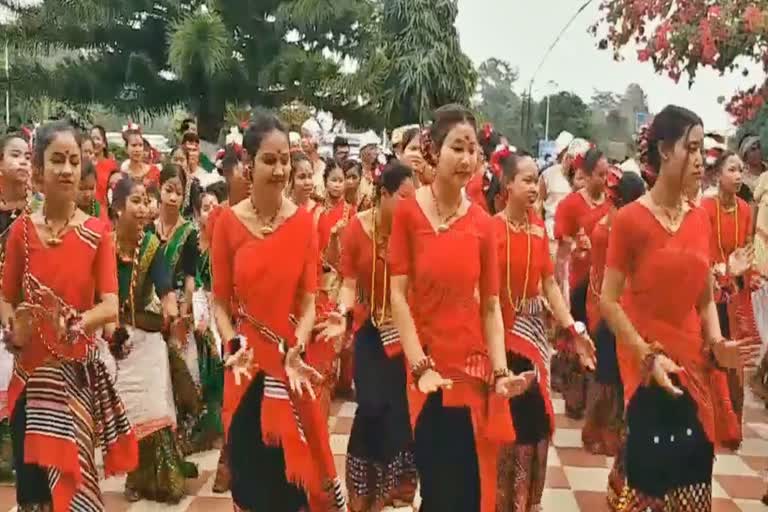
[[705, 338, 727, 371], [640, 342, 665, 385], [492, 367, 510, 383], [411, 356, 435, 381]]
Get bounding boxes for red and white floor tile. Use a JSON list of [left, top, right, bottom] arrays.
[[1, 392, 767, 511]]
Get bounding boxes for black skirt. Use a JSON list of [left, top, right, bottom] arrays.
[[507, 353, 550, 445], [348, 320, 412, 463], [228, 372, 308, 512], [594, 320, 622, 386], [625, 379, 714, 498], [716, 301, 730, 339], [570, 279, 589, 324], [414, 390, 480, 512], [11, 390, 52, 507]]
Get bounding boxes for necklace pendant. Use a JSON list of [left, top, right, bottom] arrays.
[[437, 224, 449, 232], [47, 237, 62, 246], [260, 225, 274, 235]]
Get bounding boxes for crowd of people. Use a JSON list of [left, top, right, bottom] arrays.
[[0, 102, 763, 512]]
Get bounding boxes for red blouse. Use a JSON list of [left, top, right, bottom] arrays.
[[586, 217, 610, 332], [317, 200, 355, 257], [554, 191, 611, 286], [95, 157, 118, 208], [340, 215, 386, 331], [388, 198, 498, 375], [212, 207, 318, 377], [2, 217, 117, 408], [466, 173, 489, 213], [493, 212, 553, 327], [700, 197, 752, 264]]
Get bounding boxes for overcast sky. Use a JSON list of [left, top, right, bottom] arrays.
[[455, 0, 764, 134]]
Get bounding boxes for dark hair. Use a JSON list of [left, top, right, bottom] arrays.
[[220, 146, 241, 177], [91, 125, 108, 157], [430, 104, 477, 150], [0, 132, 26, 158], [401, 127, 421, 150], [646, 105, 703, 172], [34, 121, 82, 169], [181, 132, 200, 145], [323, 157, 341, 183], [243, 112, 287, 160], [376, 161, 413, 201], [617, 172, 646, 207], [341, 159, 361, 177], [713, 150, 738, 174], [581, 147, 605, 175], [289, 151, 310, 184], [180, 118, 196, 134], [478, 126, 502, 161], [110, 174, 143, 218], [205, 181, 228, 204], [146, 184, 160, 201], [499, 152, 534, 183], [159, 163, 188, 191], [123, 129, 142, 145], [333, 136, 349, 153], [82, 160, 96, 180]]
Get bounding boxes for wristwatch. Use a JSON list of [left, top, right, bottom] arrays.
[[568, 321, 587, 338]]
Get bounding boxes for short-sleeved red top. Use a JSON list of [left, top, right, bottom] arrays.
[[388, 197, 499, 375], [2, 216, 117, 383], [466, 173, 489, 213], [317, 200, 355, 257], [554, 191, 610, 286], [493, 212, 552, 327], [212, 206, 318, 378], [340, 215, 386, 331], [586, 216, 610, 332], [700, 196, 752, 265], [95, 157, 118, 208]]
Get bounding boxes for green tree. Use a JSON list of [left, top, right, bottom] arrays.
[[535, 91, 592, 142], [474, 58, 524, 147], [0, 0, 374, 139], [334, 0, 476, 128]]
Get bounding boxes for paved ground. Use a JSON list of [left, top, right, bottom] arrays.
[[0, 391, 767, 511]]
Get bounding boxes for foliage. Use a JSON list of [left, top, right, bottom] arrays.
[[535, 91, 593, 142], [474, 58, 525, 147], [589, 83, 649, 148], [592, 0, 768, 126], [0, 0, 374, 139]]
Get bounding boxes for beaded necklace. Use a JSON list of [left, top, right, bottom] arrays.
[[506, 210, 531, 312], [369, 208, 388, 326], [715, 197, 739, 266]]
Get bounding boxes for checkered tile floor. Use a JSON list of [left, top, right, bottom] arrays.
[[1, 391, 767, 511]]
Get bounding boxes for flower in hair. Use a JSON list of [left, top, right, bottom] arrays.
[[483, 123, 493, 140], [489, 145, 513, 177], [121, 122, 141, 134]]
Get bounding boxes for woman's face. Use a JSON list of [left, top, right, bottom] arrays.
[[184, 140, 201, 167], [344, 167, 361, 195], [402, 134, 424, 172], [572, 168, 586, 191], [719, 154, 744, 196], [586, 157, 609, 195], [432, 122, 477, 189], [251, 129, 290, 194], [38, 131, 81, 201], [160, 176, 184, 210], [325, 166, 344, 199], [171, 148, 189, 174], [747, 144, 763, 167], [120, 184, 149, 228], [76, 173, 96, 209], [380, 177, 415, 219], [663, 124, 704, 192], [505, 157, 539, 208], [142, 142, 152, 164], [1, 137, 31, 185], [199, 193, 219, 227], [126, 134, 144, 163], [81, 139, 95, 164], [291, 160, 314, 200], [90, 128, 105, 155]]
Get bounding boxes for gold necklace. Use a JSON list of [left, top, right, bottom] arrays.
[[43, 203, 76, 246], [716, 197, 739, 265], [369, 208, 389, 326], [430, 185, 462, 232], [505, 210, 531, 312], [157, 216, 180, 241], [251, 196, 282, 235]]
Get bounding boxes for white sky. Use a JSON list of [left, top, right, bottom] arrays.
[[455, 0, 765, 133]]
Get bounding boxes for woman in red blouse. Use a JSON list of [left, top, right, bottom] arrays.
[[331, 161, 417, 511], [700, 151, 754, 448], [123, 129, 160, 189], [389, 104, 530, 512], [287, 152, 320, 218], [553, 147, 610, 419], [492, 150, 595, 512], [600, 105, 760, 511], [211, 113, 344, 512], [1, 121, 136, 511], [91, 125, 118, 210]]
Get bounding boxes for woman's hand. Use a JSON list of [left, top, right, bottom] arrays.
[[416, 369, 453, 394], [649, 353, 684, 396], [575, 333, 597, 371], [713, 337, 762, 370], [494, 370, 535, 398], [224, 343, 254, 386], [285, 345, 323, 399], [315, 311, 347, 344], [729, 245, 755, 277]]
